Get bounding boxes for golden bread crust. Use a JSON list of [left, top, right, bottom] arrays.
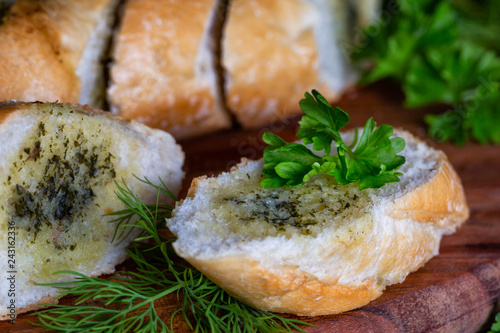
[[0, 0, 113, 104], [0, 0, 79, 103], [0, 294, 58, 321], [390, 151, 469, 230], [183, 256, 383, 316], [108, 0, 231, 140], [223, 0, 336, 128], [0, 101, 122, 123], [186, 176, 207, 199]]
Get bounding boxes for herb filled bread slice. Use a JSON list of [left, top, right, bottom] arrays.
[[168, 130, 468, 316], [0, 102, 184, 319], [0, 0, 120, 108]]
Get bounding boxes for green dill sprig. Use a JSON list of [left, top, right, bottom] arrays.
[[261, 90, 406, 190], [33, 178, 312, 333], [107, 176, 176, 245], [35, 270, 179, 333]]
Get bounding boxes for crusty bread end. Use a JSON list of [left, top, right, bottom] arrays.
[[168, 129, 468, 316], [0, 102, 184, 319], [0, 0, 120, 108]]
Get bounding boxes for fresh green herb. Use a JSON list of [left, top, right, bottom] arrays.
[[33, 177, 312, 333], [261, 90, 405, 190], [489, 313, 500, 333], [353, 0, 500, 145]]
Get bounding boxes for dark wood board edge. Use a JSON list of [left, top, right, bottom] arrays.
[[305, 259, 500, 332]]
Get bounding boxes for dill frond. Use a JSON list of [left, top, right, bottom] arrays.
[[33, 177, 312, 333]]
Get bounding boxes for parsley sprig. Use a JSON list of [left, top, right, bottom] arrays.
[[261, 90, 405, 190], [489, 313, 500, 333], [33, 178, 311, 332], [354, 0, 500, 145]]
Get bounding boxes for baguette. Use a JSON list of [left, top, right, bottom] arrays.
[[0, 0, 120, 108], [107, 0, 232, 140], [168, 129, 468, 316], [222, 0, 356, 129], [0, 0, 382, 139], [0, 102, 184, 319]]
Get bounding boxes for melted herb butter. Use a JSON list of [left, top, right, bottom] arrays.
[[5, 118, 116, 250], [214, 174, 371, 238]]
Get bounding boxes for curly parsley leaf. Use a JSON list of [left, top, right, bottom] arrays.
[[426, 82, 500, 145], [354, 0, 500, 145], [262, 133, 323, 188], [302, 161, 338, 184], [261, 90, 406, 190], [297, 90, 350, 155], [404, 41, 500, 108], [346, 119, 406, 190]]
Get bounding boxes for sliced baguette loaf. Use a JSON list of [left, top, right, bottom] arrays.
[[0, 0, 120, 108], [107, 0, 231, 140], [222, 0, 356, 128], [0, 102, 184, 319], [168, 129, 468, 316]]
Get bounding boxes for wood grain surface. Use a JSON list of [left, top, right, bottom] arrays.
[[3, 82, 500, 332]]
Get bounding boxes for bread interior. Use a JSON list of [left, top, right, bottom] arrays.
[[185, 131, 441, 242], [77, 0, 122, 108], [303, 0, 357, 91], [171, 132, 442, 255], [212, 171, 371, 239], [0, 105, 129, 283]]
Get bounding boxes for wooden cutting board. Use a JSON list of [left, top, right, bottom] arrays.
[[4, 82, 500, 332]]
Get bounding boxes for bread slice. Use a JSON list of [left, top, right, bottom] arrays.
[[107, 0, 232, 140], [222, 0, 356, 129], [0, 0, 120, 108], [0, 102, 184, 320], [168, 129, 468, 316]]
